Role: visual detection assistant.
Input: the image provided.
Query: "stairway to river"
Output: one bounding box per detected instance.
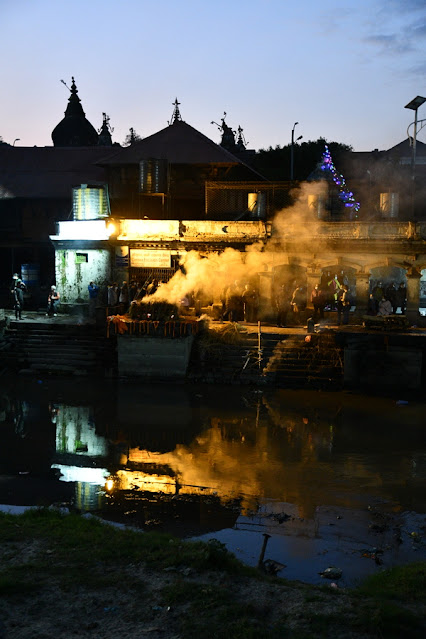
[188,329,344,388]
[263,332,344,389]
[0,315,344,387]
[0,321,117,376]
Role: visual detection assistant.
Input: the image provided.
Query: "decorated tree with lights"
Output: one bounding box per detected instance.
[320,144,360,218]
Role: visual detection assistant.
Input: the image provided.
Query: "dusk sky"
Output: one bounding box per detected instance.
[1,0,425,152]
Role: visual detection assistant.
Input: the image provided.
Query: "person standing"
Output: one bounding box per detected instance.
[310,284,325,321]
[372,281,384,307]
[46,285,60,317]
[395,282,407,314]
[367,293,378,316]
[242,284,259,323]
[88,281,99,319]
[107,282,119,309]
[327,274,341,310]
[225,280,243,322]
[118,281,129,314]
[290,285,306,325]
[275,284,290,327]
[386,282,398,314]
[129,280,138,302]
[11,273,27,320]
[337,285,351,325]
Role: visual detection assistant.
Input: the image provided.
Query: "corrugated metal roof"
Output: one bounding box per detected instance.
[0,147,108,198]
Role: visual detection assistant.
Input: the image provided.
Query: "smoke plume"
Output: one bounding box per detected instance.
[147,181,327,305]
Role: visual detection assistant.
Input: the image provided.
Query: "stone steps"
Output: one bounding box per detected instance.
[264,334,344,388]
[1,323,116,375]
[1,318,344,385]
[188,330,344,387]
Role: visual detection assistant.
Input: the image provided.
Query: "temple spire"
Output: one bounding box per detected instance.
[211,112,236,151]
[52,76,99,146]
[236,125,246,152]
[171,98,182,124]
[98,112,113,146]
[63,76,86,118]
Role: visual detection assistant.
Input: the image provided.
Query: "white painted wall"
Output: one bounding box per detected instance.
[55,248,112,303]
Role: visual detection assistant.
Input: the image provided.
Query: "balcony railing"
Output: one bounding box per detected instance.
[271,221,426,241]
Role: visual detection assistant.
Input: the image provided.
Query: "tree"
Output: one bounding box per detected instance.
[123,127,142,146]
[249,138,352,181]
[318,144,360,217]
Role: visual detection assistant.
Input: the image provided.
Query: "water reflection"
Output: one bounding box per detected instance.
[0,378,425,585]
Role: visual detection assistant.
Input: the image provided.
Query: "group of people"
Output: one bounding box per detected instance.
[367,281,406,316]
[106,278,163,314]
[9,268,409,326]
[274,275,353,326]
[10,274,60,320]
[221,281,260,323]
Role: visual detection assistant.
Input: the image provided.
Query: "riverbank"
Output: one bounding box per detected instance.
[2,310,426,393]
[0,508,424,639]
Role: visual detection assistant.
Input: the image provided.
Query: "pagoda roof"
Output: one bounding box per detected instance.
[98,120,247,166]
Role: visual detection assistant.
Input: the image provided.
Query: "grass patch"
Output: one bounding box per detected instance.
[356,561,426,602]
[162,581,288,639]
[355,601,424,638]
[5,511,244,573]
[0,509,424,639]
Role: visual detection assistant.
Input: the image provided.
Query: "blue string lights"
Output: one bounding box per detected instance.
[320,144,360,217]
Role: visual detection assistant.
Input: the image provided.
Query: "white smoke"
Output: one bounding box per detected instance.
[146,181,328,305]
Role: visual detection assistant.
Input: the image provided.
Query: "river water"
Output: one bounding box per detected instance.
[0,376,425,587]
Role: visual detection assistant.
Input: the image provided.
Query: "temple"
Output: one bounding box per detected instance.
[0,84,425,322]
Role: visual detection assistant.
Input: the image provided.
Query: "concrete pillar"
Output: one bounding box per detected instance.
[114,245,129,285]
[354,272,370,316]
[406,270,421,323]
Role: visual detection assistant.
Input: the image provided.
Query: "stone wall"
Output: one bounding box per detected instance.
[117,335,194,379]
[342,334,425,391]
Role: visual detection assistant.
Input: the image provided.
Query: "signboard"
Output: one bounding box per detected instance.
[130,249,171,268]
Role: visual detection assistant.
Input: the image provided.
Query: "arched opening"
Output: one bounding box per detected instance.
[370,266,407,314]
[319,266,356,310]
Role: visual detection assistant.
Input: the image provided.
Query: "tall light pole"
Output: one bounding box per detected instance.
[404,96,426,178]
[405,96,426,219]
[290,122,302,181]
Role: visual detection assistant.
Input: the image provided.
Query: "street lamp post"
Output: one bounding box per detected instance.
[404,96,426,219]
[290,122,302,181]
[404,96,426,178]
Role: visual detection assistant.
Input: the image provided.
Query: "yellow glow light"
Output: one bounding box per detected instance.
[106,222,116,237]
[50,220,110,241]
[105,478,114,491]
[117,219,179,240]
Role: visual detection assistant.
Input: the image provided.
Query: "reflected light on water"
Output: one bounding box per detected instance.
[1,379,425,586]
[52,464,109,485]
